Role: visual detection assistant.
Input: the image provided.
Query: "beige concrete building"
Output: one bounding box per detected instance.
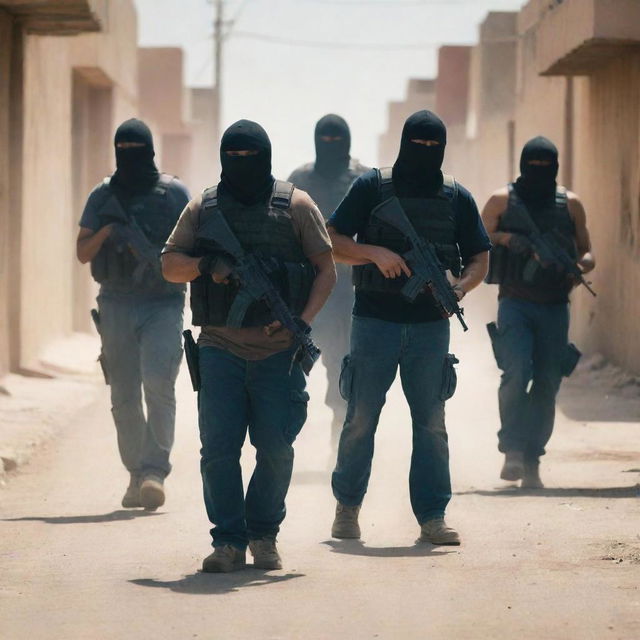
[422,0,640,374]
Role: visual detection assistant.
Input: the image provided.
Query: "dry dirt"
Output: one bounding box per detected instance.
[1,292,639,639]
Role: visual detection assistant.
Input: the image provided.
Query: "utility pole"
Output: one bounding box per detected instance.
[212,0,224,150]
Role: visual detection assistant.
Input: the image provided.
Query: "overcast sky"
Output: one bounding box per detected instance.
[134,0,525,176]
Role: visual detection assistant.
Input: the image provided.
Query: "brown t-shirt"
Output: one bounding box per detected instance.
[163,187,332,360]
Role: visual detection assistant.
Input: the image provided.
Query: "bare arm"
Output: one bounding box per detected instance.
[480,190,510,247]
[455,251,489,300]
[76,226,113,264]
[161,251,201,283]
[300,250,336,325]
[568,193,595,274]
[327,225,411,278]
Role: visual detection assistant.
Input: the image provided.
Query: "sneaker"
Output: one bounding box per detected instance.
[500,451,525,481]
[139,474,165,511]
[420,517,461,546]
[521,461,544,489]
[331,502,361,539]
[249,538,283,570]
[121,474,141,509]
[202,545,247,573]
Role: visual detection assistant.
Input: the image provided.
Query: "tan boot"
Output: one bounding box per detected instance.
[331,502,361,539]
[420,518,461,546]
[500,451,524,481]
[140,474,165,511]
[202,545,246,573]
[249,538,282,570]
[121,474,141,509]
[521,461,544,489]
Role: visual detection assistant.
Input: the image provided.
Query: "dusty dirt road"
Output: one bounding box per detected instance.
[1,293,639,640]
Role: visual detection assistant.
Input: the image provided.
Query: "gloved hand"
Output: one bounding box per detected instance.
[508,233,534,256]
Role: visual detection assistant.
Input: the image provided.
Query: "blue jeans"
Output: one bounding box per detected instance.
[198,346,309,550]
[98,294,184,478]
[495,297,569,460]
[332,316,455,524]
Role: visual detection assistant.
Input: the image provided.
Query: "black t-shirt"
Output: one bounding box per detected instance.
[328,169,491,323]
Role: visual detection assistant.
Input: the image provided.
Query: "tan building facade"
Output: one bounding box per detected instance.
[0,1,210,379]
[379,0,640,374]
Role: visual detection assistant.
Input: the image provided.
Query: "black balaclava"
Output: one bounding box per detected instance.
[220,119,274,205]
[111,119,159,195]
[314,114,351,179]
[514,136,559,204]
[392,110,447,197]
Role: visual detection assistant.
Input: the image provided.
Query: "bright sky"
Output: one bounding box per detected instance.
[134,0,525,176]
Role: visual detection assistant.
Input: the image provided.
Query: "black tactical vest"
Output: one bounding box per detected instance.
[487,184,576,301]
[352,167,461,295]
[190,181,315,327]
[91,174,185,296]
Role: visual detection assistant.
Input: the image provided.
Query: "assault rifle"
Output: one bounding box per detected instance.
[371,197,469,331]
[97,195,163,282]
[198,212,321,375]
[526,228,596,297]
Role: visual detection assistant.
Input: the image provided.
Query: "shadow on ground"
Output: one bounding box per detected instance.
[3,510,162,524]
[131,570,304,595]
[455,485,640,499]
[323,539,456,558]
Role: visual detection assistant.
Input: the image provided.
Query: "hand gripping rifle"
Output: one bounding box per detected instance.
[97,194,163,283]
[526,228,596,297]
[371,197,468,331]
[198,212,321,375]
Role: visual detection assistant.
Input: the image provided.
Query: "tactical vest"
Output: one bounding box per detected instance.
[91,174,185,296]
[352,168,461,295]
[190,181,315,327]
[487,184,576,297]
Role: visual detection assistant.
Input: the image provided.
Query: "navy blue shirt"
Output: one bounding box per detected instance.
[328,169,491,323]
[79,176,191,231]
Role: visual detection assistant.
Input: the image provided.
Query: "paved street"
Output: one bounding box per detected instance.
[1,293,639,640]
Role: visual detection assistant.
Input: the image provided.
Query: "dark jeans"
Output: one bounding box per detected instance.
[495,297,569,461]
[98,294,184,478]
[332,316,455,524]
[198,346,309,550]
[313,263,353,436]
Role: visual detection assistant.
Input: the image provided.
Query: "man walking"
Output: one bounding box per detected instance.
[76,119,190,510]
[482,136,595,488]
[288,115,369,443]
[162,120,335,572]
[327,110,490,545]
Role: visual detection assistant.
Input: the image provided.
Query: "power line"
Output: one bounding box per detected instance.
[232,30,441,50]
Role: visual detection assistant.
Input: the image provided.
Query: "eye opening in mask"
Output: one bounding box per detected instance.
[527,159,553,166]
[116,141,147,149]
[224,149,260,157]
[319,135,344,143]
[410,139,441,147]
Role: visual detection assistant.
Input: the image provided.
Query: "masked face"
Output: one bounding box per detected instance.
[314,114,351,179]
[393,110,447,196]
[220,120,274,205]
[111,119,159,194]
[515,136,559,203]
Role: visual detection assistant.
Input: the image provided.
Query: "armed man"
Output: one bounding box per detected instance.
[482,136,595,489]
[162,120,335,572]
[76,119,190,511]
[327,110,490,545]
[288,115,369,445]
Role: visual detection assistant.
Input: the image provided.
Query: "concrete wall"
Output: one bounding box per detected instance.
[189,87,218,194]
[0,8,13,376]
[16,0,138,370]
[570,53,640,372]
